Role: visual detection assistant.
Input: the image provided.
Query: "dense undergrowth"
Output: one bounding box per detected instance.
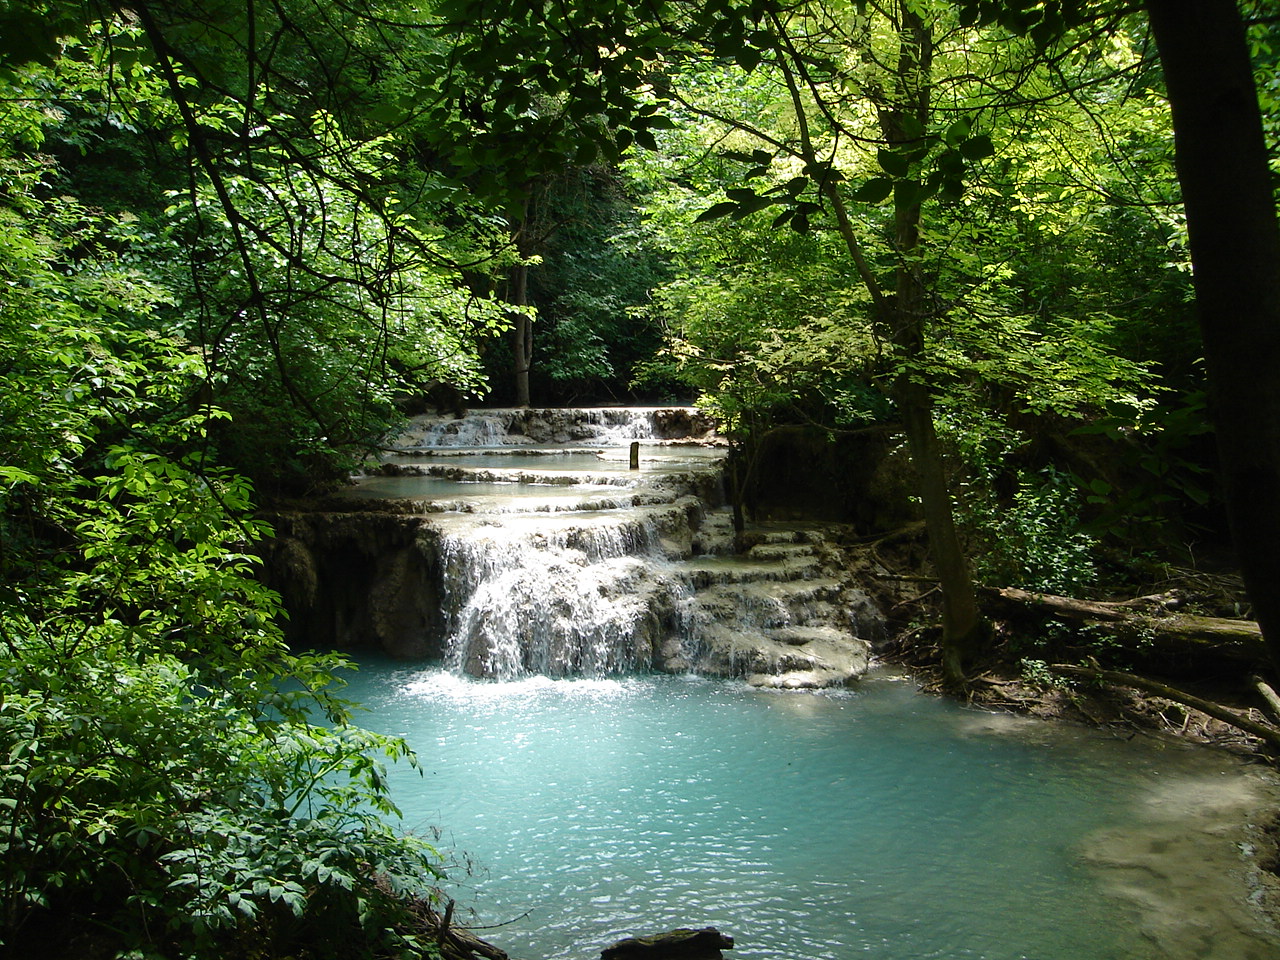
[0,161,445,960]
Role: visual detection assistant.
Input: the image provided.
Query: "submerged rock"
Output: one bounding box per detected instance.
[601,927,734,959]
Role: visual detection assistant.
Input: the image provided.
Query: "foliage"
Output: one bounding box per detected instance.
[625,7,1179,501]
[162,110,512,492]
[0,67,444,958]
[0,11,1268,956]
[957,464,1099,595]
[521,168,673,404]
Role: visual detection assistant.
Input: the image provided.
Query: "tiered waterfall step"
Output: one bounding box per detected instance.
[663,521,878,689]
[284,408,885,688]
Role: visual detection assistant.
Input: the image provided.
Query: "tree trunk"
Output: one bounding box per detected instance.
[511,262,532,407]
[770,4,985,682]
[897,379,987,678]
[1146,1,1280,677]
[880,4,986,684]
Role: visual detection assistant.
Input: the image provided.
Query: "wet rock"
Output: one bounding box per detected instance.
[650,407,717,439]
[601,927,734,960]
[747,668,853,689]
[259,511,445,657]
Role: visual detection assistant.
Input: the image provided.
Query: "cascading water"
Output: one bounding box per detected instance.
[338,407,881,687]
[435,512,677,678]
[398,406,714,448]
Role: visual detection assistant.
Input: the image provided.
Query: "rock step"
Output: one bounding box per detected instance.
[683,622,870,684]
[691,510,738,557]
[684,596,843,634]
[676,556,823,588]
[739,523,842,548]
[764,625,859,647]
[695,578,846,607]
[744,542,819,562]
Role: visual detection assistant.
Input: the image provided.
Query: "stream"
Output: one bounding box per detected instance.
[323,408,1280,959]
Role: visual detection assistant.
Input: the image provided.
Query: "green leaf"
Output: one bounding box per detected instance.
[943,118,971,146]
[851,178,893,203]
[696,201,739,222]
[898,115,926,141]
[959,134,994,160]
[877,148,910,178]
[730,195,777,219]
[894,179,929,209]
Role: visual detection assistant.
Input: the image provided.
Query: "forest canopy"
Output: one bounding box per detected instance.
[2,0,1279,956]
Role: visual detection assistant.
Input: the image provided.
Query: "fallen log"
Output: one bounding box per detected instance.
[981,586,1266,666]
[1251,674,1280,725]
[1049,662,1280,750]
[415,900,509,960]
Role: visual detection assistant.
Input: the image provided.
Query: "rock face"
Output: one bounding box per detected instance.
[737,424,917,529]
[261,509,445,658]
[261,408,885,687]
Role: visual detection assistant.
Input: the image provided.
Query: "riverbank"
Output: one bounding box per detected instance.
[882,622,1280,957]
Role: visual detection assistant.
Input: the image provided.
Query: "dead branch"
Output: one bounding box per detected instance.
[1050,662,1280,750]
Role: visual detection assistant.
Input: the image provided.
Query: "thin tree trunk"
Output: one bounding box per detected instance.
[512,283,532,408]
[771,3,985,682]
[880,4,986,683]
[1146,1,1280,677]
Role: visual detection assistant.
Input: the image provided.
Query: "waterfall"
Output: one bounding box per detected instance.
[394,406,718,450]
[435,511,659,677]
[293,407,884,687]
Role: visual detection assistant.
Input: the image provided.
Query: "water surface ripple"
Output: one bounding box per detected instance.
[340,663,1279,960]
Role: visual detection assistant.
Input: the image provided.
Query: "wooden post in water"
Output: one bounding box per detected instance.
[629,441,640,470]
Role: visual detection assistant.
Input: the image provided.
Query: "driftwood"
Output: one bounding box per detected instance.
[602,927,735,960]
[416,900,509,960]
[1049,662,1280,750]
[981,586,1266,666]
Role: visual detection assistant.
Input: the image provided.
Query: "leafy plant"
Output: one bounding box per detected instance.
[161,111,511,493]
[0,88,444,955]
[959,465,1100,596]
